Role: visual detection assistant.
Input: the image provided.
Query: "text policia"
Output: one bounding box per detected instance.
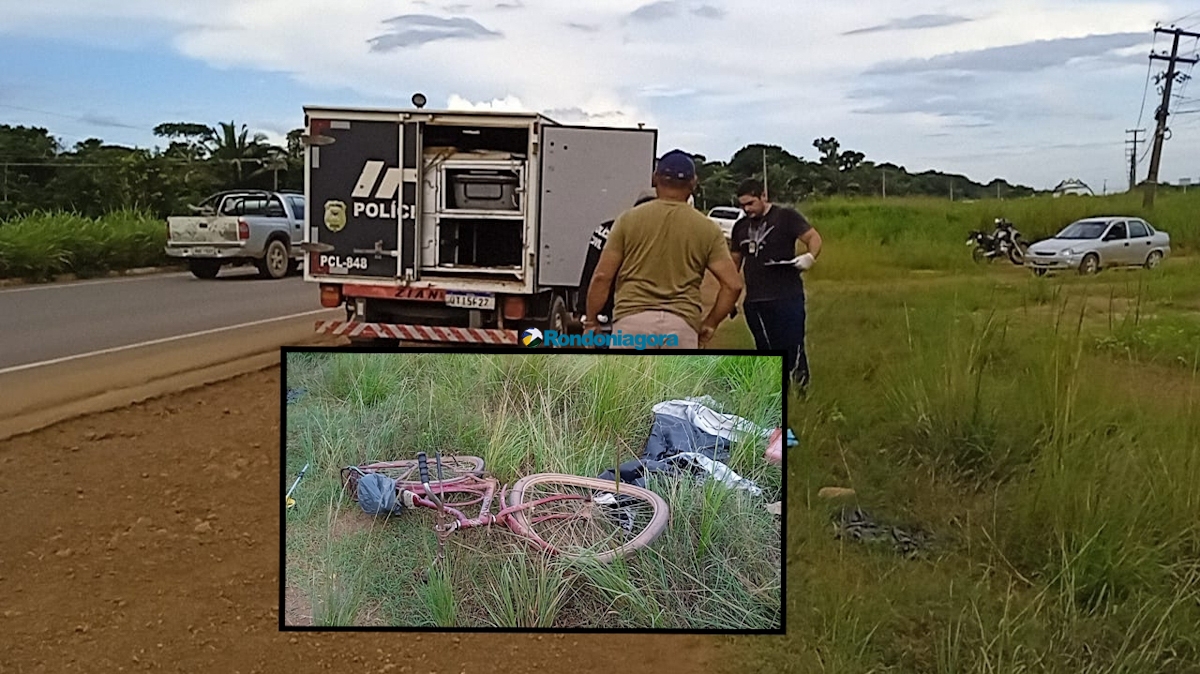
[541,330,680,350]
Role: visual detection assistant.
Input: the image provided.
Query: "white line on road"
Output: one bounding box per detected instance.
[0,308,339,376]
[0,272,195,294]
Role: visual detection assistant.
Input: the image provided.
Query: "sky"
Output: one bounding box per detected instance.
[1,1,1200,193]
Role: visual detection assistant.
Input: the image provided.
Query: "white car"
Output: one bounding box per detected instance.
[1026,216,1171,275]
[707,206,743,240]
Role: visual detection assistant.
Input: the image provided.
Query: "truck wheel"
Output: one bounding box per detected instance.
[543,295,569,335]
[188,259,221,279]
[257,239,290,279]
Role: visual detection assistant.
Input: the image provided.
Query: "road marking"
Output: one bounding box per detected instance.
[0,308,339,376]
[0,272,195,294]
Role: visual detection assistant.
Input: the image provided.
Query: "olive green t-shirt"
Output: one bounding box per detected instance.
[605,199,731,332]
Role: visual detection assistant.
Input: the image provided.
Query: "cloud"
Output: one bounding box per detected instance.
[866,32,1151,75]
[692,5,726,19]
[543,106,631,124]
[77,112,143,129]
[0,0,1185,192]
[628,1,680,22]
[366,14,502,51]
[443,3,471,11]
[446,94,530,112]
[842,13,973,36]
[638,85,698,98]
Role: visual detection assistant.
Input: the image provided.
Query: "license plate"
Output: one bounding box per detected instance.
[318,255,370,272]
[445,292,495,310]
[191,247,218,256]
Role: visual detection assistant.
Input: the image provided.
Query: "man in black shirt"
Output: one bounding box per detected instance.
[575,190,659,328]
[729,179,823,394]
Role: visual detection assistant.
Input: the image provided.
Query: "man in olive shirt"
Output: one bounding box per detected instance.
[584,150,743,348]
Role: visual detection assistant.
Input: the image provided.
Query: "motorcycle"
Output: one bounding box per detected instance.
[967,218,1027,265]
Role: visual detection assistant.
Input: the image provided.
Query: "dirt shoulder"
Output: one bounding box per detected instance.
[0,367,725,674]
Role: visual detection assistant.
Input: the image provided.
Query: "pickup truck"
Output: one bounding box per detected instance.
[707,206,742,241]
[165,190,306,279]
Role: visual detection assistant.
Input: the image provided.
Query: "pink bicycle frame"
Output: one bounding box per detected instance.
[400,475,591,556]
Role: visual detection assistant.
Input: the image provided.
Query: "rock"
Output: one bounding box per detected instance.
[194,521,213,534]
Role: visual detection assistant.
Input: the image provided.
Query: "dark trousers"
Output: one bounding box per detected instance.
[744,295,810,391]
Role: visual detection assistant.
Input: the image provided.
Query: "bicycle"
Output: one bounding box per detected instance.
[339,452,670,564]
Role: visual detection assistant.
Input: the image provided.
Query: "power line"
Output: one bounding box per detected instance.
[1168,8,1200,24]
[1136,31,1159,129]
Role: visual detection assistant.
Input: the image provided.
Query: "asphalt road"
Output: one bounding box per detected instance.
[0,268,332,371]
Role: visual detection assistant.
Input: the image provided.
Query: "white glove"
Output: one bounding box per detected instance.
[789,253,815,271]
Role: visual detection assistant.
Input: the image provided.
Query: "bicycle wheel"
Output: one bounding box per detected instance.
[506,473,669,563]
[341,455,485,499]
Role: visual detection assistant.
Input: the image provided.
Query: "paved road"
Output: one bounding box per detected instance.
[0,269,333,371]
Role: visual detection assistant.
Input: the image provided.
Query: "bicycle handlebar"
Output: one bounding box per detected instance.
[417,452,430,485]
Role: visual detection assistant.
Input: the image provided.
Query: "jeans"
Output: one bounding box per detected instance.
[743,295,810,390]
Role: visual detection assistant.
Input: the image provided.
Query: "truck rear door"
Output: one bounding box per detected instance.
[306,115,423,281]
[167,194,253,246]
[536,125,657,287]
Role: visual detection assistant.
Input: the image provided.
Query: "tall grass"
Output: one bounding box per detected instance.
[284,352,784,629]
[787,191,1200,281]
[722,236,1200,672]
[0,208,169,281]
[802,191,1200,249]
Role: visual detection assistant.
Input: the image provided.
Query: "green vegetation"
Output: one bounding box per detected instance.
[0,209,170,282]
[0,121,302,221]
[283,352,783,629]
[713,206,1200,672]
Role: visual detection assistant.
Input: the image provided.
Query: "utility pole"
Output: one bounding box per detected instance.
[882,169,887,198]
[1143,25,1200,208]
[1126,128,1145,191]
[762,148,769,198]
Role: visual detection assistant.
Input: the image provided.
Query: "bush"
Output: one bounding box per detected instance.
[0,209,170,281]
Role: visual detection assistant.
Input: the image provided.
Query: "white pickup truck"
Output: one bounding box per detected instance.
[165,189,306,279]
[707,206,742,241]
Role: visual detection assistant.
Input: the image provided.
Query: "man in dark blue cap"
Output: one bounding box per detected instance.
[584,149,743,348]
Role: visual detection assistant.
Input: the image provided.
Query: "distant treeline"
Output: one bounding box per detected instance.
[0,121,1046,220]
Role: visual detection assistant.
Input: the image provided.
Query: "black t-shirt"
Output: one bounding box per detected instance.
[576,219,616,320]
[730,205,812,303]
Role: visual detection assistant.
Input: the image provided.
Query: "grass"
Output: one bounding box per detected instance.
[0,208,169,281]
[795,191,1200,281]
[712,197,1200,671]
[283,352,785,629]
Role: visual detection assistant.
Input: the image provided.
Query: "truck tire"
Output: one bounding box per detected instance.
[188,259,221,279]
[542,294,569,335]
[257,239,290,280]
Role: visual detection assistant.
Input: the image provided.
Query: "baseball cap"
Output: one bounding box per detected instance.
[655,149,696,181]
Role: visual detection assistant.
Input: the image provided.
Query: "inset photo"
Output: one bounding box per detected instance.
[281,348,786,632]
